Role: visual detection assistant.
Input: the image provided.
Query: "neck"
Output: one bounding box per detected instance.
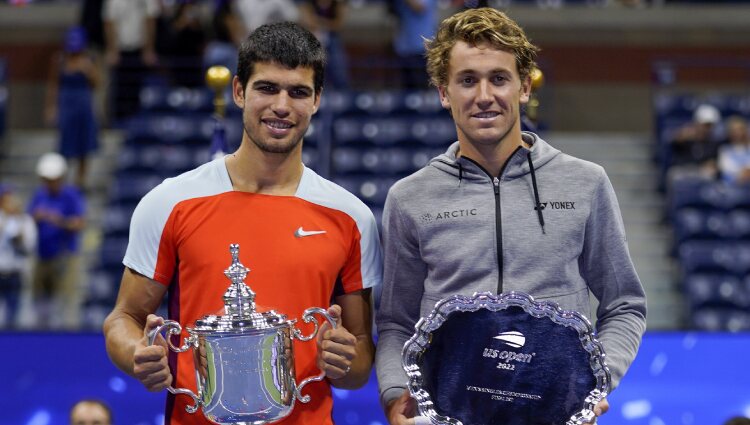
[225,140,304,195]
[458,128,527,177]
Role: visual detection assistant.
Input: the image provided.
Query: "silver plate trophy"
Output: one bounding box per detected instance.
[148,244,336,425]
[402,291,611,425]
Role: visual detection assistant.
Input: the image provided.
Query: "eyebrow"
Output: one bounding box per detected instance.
[455,68,512,76]
[252,80,314,92]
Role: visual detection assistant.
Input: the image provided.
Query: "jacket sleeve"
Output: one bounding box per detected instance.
[375,187,428,408]
[581,168,647,390]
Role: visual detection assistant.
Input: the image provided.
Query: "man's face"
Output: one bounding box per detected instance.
[43,177,64,194]
[438,41,531,149]
[71,402,110,425]
[232,62,320,155]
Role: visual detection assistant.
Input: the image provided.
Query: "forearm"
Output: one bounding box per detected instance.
[103,308,147,377]
[375,327,411,406]
[596,310,646,389]
[329,334,374,389]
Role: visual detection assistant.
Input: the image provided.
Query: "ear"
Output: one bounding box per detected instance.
[312,90,322,114]
[438,85,450,110]
[232,76,244,108]
[520,74,532,104]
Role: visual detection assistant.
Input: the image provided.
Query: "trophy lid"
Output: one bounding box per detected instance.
[191,244,289,333]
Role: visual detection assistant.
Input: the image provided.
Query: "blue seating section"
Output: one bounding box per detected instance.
[656,91,750,331]
[669,177,750,331]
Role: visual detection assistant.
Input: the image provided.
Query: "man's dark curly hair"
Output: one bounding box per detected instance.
[236,22,326,94]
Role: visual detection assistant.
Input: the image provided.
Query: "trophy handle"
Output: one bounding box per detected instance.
[292,307,337,403]
[147,320,201,413]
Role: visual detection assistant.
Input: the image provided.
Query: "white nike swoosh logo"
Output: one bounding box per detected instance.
[294,227,327,238]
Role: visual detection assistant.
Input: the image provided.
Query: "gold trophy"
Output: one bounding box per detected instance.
[206,65,232,118]
[526,67,544,129]
[205,66,232,158]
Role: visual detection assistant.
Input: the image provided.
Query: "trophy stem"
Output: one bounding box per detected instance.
[223,244,256,316]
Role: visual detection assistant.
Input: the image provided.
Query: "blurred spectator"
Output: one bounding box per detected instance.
[392,0,437,89]
[27,153,86,330]
[157,0,207,88]
[203,0,244,74]
[80,0,106,51]
[70,399,112,425]
[234,0,299,36]
[45,27,101,189]
[300,0,349,89]
[718,115,750,184]
[724,417,750,425]
[103,0,160,121]
[0,184,36,329]
[668,103,724,178]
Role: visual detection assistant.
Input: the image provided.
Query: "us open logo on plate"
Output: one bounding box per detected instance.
[493,331,525,348]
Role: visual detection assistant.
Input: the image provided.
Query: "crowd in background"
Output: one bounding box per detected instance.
[668,104,750,186]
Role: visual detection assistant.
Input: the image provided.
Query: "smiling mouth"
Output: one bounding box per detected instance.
[263,119,294,130]
[473,112,501,119]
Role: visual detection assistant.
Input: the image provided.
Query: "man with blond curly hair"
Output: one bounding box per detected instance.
[375,8,646,425]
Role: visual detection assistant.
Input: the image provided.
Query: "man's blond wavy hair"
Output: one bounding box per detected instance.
[425,8,539,88]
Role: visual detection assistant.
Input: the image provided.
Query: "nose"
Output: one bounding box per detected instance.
[476,80,493,108]
[271,92,291,117]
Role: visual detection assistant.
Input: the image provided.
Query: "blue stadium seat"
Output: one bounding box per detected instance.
[669,177,738,212]
[333,116,364,144]
[673,208,730,242]
[332,147,418,176]
[332,147,364,174]
[102,204,136,237]
[334,176,398,206]
[727,210,750,239]
[364,117,411,145]
[691,307,750,332]
[411,116,456,146]
[127,114,203,145]
[403,90,444,115]
[684,273,749,310]
[86,268,121,305]
[99,236,129,270]
[352,91,403,115]
[110,172,163,203]
[410,147,447,169]
[678,240,732,274]
[319,89,353,115]
[140,86,213,113]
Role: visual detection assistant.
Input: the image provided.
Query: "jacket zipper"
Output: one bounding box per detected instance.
[457,156,506,294]
[493,176,503,294]
[459,147,523,294]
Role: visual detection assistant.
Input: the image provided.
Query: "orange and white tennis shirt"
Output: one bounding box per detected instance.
[123,157,383,425]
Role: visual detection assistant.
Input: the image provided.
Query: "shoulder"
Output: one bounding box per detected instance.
[552,152,606,177]
[387,166,436,202]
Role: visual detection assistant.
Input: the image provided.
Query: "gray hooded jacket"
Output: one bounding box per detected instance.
[375,132,647,406]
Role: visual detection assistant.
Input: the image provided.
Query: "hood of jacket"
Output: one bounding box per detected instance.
[429,132,561,182]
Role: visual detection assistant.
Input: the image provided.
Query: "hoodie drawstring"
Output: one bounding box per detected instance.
[458,162,463,187]
[527,152,546,234]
